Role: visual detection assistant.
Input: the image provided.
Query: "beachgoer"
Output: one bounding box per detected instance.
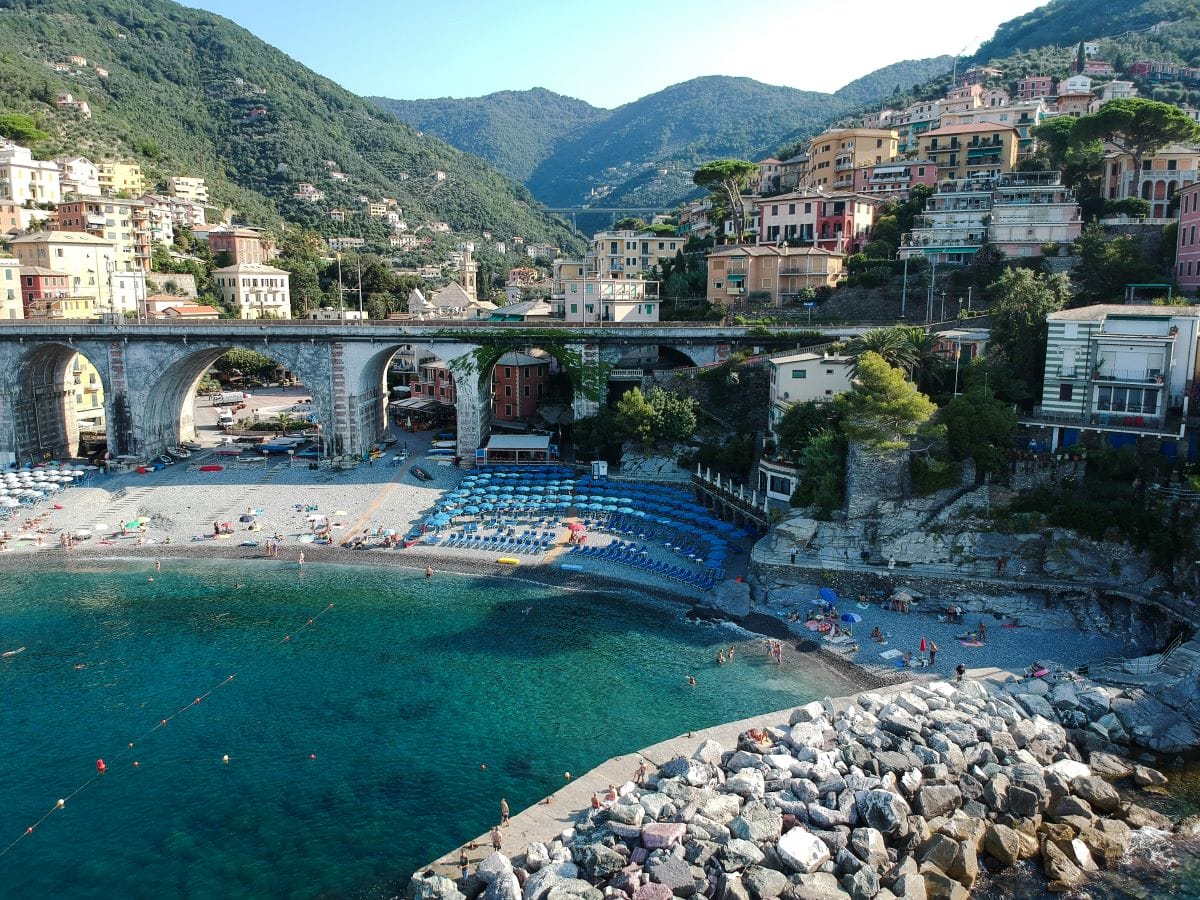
[902,651,912,667]
[500,798,510,826]
[155,558,161,572]
[605,784,618,804]
[490,826,502,851]
[426,565,433,580]
[717,650,725,665]
[564,771,571,781]
[213,522,220,537]
[635,759,649,782]
[956,662,967,682]
[459,848,469,881]
[686,675,696,686]
[727,645,735,660]
[871,627,884,643]
[887,556,896,571]
[298,551,304,567]
[929,641,939,664]
[790,551,797,564]
[591,792,601,809]
[978,620,987,642]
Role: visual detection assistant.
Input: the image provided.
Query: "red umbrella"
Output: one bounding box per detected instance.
[566,522,586,531]
[920,637,928,653]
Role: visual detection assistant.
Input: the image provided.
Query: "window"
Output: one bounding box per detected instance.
[792,369,807,379]
[504,367,511,377]
[523,386,530,397]
[788,204,795,214]
[504,404,512,417]
[569,303,577,314]
[1059,384,1073,402]
[1169,159,1178,171]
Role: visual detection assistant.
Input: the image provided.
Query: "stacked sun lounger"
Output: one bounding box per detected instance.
[566,541,717,591]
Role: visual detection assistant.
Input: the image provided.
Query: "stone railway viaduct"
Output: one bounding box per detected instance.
[0,321,868,467]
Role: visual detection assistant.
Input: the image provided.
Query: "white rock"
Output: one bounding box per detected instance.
[693,739,725,766]
[1046,759,1091,781]
[776,827,832,874]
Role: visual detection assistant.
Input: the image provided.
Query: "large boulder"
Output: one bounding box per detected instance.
[576,844,626,880]
[546,880,604,900]
[646,856,698,898]
[983,824,1021,867]
[849,827,889,871]
[411,874,466,900]
[524,862,580,900]
[478,853,515,884]
[1071,776,1121,813]
[726,769,766,800]
[777,827,833,874]
[1041,841,1084,892]
[1088,752,1134,780]
[743,866,788,900]
[721,839,766,872]
[709,579,752,618]
[730,802,783,842]
[643,823,688,850]
[916,785,962,819]
[856,790,911,838]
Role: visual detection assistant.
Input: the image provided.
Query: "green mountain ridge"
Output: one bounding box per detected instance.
[372,60,954,211]
[0,0,580,251]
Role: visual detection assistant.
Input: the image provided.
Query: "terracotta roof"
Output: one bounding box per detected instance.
[707,245,843,258]
[162,305,220,316]
[19,266,69,277]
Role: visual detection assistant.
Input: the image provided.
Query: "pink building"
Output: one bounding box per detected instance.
[411,361,457,405]
[1016,76,1053,101]
[491,351,550,421]
[851,161,938,200]
[1176,182,1200,293]
[815,194,880,253]
[756,191,818,244]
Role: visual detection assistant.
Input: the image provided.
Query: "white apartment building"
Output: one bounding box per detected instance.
[213,263,292,320]
[167,176,209,204]
[553,276,659,323]
[586,230,683,279]
[0,258,21,320]
[756,192,820,244]
[0,142,62,205]
[1026,305,1200,450]
[901,171,1081,262]
[111,270,146,318]
[758,351,854,501]
[56,156,100,198]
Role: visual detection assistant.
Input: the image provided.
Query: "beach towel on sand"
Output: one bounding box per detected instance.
[959,640,984,647]
[880,649,903,660]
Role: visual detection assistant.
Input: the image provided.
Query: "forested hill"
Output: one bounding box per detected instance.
[0,0,579,248]
[971,0,1197,63]
[373,59,953,211]
[370,89,607,185]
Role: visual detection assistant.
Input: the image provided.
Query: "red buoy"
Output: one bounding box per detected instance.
[309,754,316,760]
[96,759,106,774]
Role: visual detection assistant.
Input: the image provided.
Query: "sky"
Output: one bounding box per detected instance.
[182,0,1048,108]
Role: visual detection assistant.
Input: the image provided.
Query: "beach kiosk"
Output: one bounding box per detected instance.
[476,433,559,466]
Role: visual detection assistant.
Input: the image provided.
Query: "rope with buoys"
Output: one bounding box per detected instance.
[0,601,336,861]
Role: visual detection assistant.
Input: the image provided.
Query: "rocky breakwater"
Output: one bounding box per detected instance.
[410,677,1185,900]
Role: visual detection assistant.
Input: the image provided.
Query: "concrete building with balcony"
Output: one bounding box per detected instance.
[816,194,880,253]
[939,101,1048,156]
[756,192,819,244]
[851,161,938,200]
[411,360,457,406]
[167,176,208,204]
[894,100,942,156]
[755,157,783,193]
[918,123,1019,182]
[55,156,100,198]
[806,128,898,191]
[777,153,811,192]
[1102,143,1200,220]
[19,266,71,311]
[1016,76,1054,102]
[554,276,659,323]
[0,257,21,320]
[56,198,153,272]
[213,262,292,319]
[585,230,683,280]
[9,231,116,311]
[901,171,1080,262]
[97,162,145,197]
[757,351,854,501]
[208,225,275,265]
[1025,305,1200,450]
[0,142,62,205]
[706,245,844,307]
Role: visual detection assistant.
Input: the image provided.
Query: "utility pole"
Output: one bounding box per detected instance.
[966,286,972,315]
[356,255,364,316]
[940,289,947,322]
[926,255,938,323]
[900,254,908,319]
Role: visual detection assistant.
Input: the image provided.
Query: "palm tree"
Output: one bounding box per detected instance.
[847,328,917,377]
[896,326,946,392]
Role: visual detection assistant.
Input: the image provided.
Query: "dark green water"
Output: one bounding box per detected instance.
[0,560,857,898]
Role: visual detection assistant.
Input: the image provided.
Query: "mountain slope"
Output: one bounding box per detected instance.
[0,0,579,249]
[971,0,1195,62]
[370,88,607,185]
[372,59,953,211]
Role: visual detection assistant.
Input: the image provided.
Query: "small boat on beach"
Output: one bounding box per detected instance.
[181,440,203,451]
[411,466,432,481]
[167,447,192,460]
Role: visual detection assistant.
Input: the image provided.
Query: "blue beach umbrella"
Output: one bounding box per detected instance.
[819,587,839,604]
[703,558,724,569]
[463,505,481,515]
[841,612,863,624]
[618,506,635,514]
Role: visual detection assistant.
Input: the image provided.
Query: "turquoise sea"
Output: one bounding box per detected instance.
[0,560,859,898]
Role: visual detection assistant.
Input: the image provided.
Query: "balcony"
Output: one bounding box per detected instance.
[1093,368,1165,385]
[1022,405,1182,436]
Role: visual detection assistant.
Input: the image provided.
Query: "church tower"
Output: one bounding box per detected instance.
[457,241,478,301]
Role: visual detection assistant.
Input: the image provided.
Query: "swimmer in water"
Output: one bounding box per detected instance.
[522,606,533,615]
[687,675,697,686]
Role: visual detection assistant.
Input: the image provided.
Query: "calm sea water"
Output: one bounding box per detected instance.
[0,560,858,898]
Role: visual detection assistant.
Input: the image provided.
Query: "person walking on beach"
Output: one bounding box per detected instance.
[213,521,220,537]
[929,641,939,665]
[298,551,304,568]
[490,826,502,851]
[500,798,510,826]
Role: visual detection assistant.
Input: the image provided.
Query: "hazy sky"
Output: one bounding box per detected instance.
[183,0,1047,108]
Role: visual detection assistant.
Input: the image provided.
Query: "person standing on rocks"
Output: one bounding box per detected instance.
[500,798,510,826]
[956,662,966,681]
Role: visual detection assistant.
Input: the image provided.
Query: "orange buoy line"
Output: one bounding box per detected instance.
[0,601,336,861]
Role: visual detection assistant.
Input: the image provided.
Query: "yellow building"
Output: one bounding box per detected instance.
[918,123,1019,182]
[9,231,117,310]
[706,245,845,307]
[71,353,106,431]
[807,128,899,190]
[166,176,208,204]
[98,162,145,197]
[585,230,684,279]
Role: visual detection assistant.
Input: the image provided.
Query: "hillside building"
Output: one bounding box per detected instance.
[584,230,683,280]
[706,245,844,307]
[8,231,116,311]
[56,197,153,272]
[1175,182,1200,293]
[1102,143,1200,220]
[0,258,21,320]
[97,162,145,197]
[56,156,100,198]
[806,127,898,191]
[167,176,209,204]
[0,142,62,205]
[918,123,1019,182]
[491,351,551,422]
[213,262,292,319]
